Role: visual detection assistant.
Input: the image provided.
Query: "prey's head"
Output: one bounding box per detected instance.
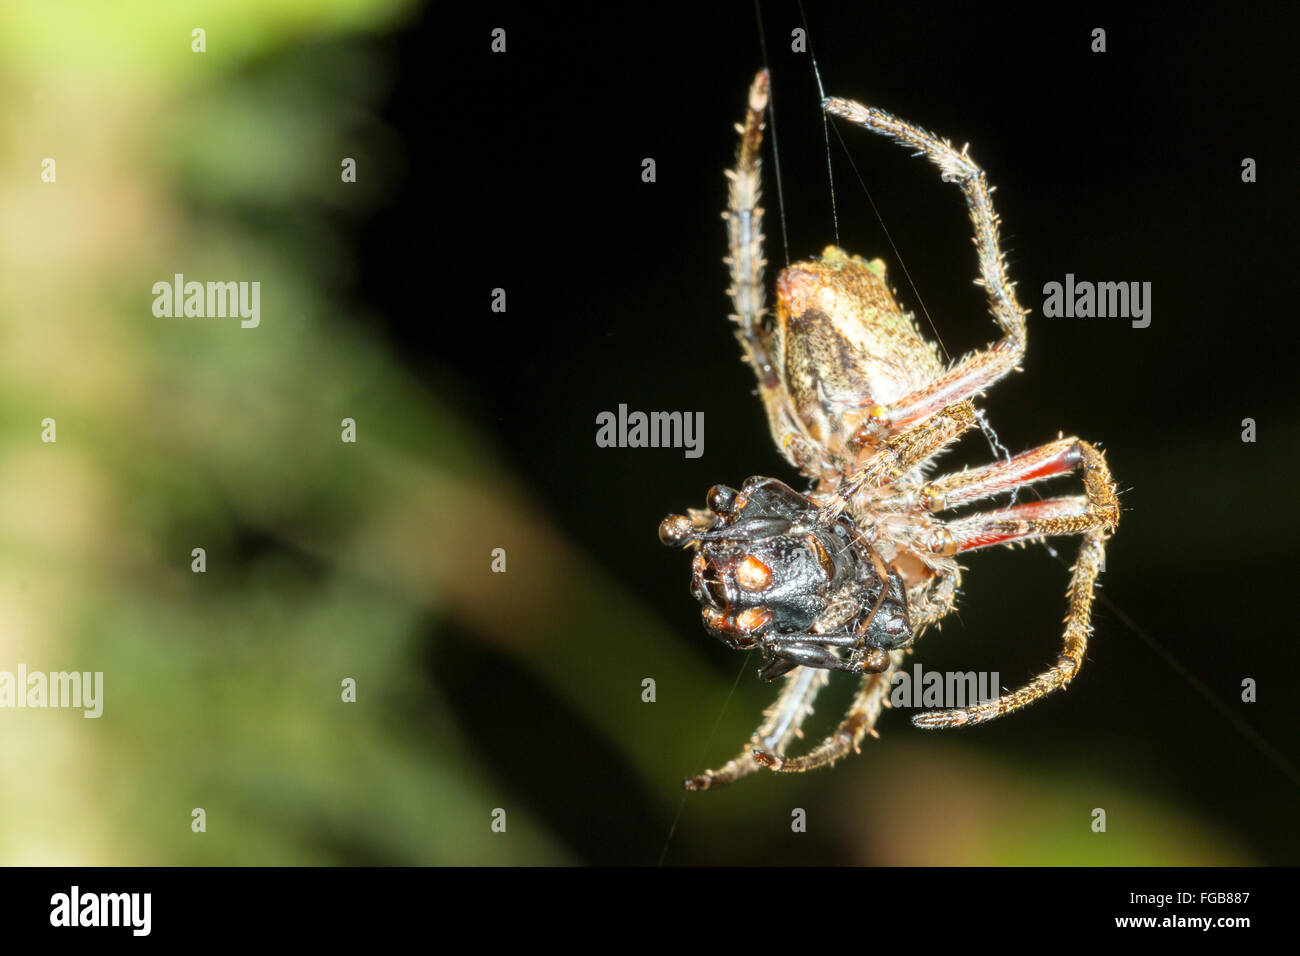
[658,476,858,649]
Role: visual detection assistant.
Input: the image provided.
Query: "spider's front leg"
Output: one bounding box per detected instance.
[823,97,1028,439]
[724,70,826,478]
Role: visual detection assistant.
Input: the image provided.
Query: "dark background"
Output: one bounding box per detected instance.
[358,3,1297,864]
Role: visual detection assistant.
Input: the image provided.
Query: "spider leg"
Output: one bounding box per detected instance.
[723,73,784,401]
[911,441,1119,727]
[944,496,1111,552]
[684,665,828,791]
[725,71,771,377]
[725,71,824,476]
[751,651,903,774]
[872,436,1088,514]
[819,401,977,518]
[823,97,1027,435]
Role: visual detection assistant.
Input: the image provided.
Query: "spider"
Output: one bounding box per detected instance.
[658,70,1119,791]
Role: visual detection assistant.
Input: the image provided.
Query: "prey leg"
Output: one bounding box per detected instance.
[753,651,903,773]
[684,665,828,791]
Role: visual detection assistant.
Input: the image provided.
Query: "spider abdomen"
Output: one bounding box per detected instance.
[776,246,942,466]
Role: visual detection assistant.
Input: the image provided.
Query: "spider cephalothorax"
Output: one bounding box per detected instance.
[660,70,1119,790]
[659,476,910,678]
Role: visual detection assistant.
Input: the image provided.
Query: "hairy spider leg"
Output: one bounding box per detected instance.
[818,400,978,521]
[724,70,826,475]
[818,97,1027,479]
[910,440,1119,727]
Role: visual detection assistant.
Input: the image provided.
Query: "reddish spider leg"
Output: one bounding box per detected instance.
[904,439,1119,727]
[683,665,829,790]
